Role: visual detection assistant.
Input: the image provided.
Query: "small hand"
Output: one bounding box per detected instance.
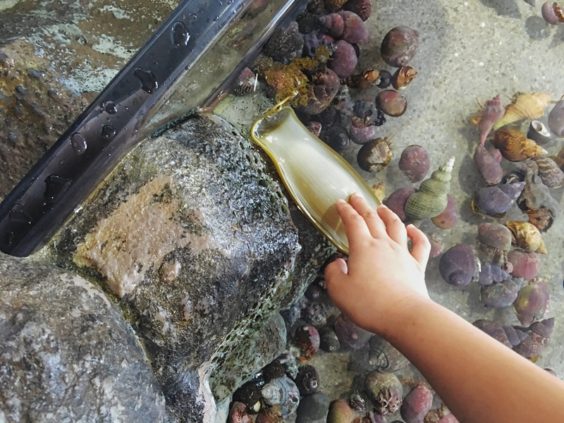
[324,193,432,336]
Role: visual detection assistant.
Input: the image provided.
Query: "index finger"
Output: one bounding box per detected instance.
[336,199,372,251]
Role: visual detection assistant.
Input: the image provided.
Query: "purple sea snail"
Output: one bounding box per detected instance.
[398,145,430,183]
[400,384,434,423]
[473,181,525,216]
[431,194,458,230]
[541,1,564,25]
[380,26,419,67]
[383,187,415,222]
[513,281,550,326]
[474,144,504,186]
[344,0,373,21]
[439,244,479,287]
[319,11,369,44]
[508,250,540,280]
[481,279,521,309]
[376,90,407,117]
[334,313,372,350]
[328,40,358,78]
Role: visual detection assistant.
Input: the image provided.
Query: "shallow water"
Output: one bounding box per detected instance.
[217,0,564,395]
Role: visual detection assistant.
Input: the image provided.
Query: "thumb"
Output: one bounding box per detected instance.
[324,258,348,285]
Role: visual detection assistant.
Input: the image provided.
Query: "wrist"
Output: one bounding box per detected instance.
[373,294,436,340]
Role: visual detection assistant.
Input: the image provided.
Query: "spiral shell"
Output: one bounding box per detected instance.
[493,92,552,130]
[534,156,564,189]
[505,221,547,254]
[492,128,547,162]
[439,244,479,287]
[405,157,455,220]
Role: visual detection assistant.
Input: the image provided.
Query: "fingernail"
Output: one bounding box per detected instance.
[337,199,346,205]
[350,192,360,199]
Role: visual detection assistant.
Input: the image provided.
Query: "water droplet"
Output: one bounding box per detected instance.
[134,68,158,94]
[103,101,118,114]
[44,175,72,204]
[102,125,117,141]
[9,204,32,225]
[71,133,87,155]
[172,22,190,47]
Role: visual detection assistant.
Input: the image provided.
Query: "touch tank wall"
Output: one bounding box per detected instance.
[0,0,563,422]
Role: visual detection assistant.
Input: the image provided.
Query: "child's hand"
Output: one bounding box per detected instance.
[324,193,432,336]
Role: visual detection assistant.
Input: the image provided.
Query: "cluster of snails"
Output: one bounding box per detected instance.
[433,91,562,362]
[228,271,462,423]
[231,0,421,176]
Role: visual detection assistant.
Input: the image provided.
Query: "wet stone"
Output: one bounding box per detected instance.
[52,115,334,421]
[0,254,168,422]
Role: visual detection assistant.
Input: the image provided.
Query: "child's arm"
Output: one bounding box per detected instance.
[325,194,564,423]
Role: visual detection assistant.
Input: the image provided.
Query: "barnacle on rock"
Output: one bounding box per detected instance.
[357,138,393,172]
[364,371,403,416]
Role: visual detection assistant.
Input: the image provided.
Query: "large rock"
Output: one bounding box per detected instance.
[0,254,168,422]
[51,114,334,421]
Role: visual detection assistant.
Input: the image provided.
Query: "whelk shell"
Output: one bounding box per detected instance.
[493,92,552,130]
[405,157,455,220]
[505,221,547,254]
[492,127,547,161]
